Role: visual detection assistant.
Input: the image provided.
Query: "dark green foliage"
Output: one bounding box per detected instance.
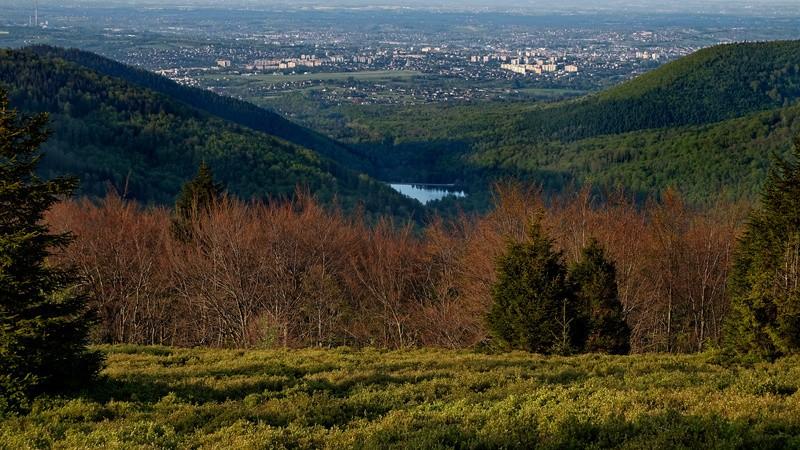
[24,45,373,173]
[4,347,800,447]
[569,239,631,355]
[487,220,581,354]
[175,161,224,215]
[310,41,800,207]
[726,136,800,358]
[0,90,102,411]
[0,48,420,218]
[520,40,800,142]
[488,229,632,356]
[172,162,224,241]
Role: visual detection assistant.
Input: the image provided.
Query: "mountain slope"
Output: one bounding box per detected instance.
[517,40,800,141]
[0,48,419,216]
[317,40,800,203]
[24,45,374,173]
[472,102,800,202]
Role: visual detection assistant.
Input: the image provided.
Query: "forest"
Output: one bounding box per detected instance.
[45,185,743,353]
[272,41,800,205]
[4,40,800,447]
[0,48,419,218]
[23,46,373,173]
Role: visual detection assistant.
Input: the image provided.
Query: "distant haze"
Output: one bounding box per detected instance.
[8,0,800,16]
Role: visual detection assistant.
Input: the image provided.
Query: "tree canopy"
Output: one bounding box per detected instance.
[0,89,101,411]
[487,220,580,354]
[726,136,800,358]
[172,161,225,241]
[569,239,631,355]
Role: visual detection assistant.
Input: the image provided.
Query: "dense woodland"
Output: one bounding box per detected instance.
[24,45,374,173]
[0,49,419,217]
[474,102,800,202]
[520,40,800,141]
[45,184,743,353]
[296,41,800,204]
[336,99,800,205]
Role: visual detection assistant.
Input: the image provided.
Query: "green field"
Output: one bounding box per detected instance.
[3,347,800,448]
[515,87,588,97]
[202,70,421,85]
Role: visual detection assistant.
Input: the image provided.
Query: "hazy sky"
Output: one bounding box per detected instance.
[7,0,800,16]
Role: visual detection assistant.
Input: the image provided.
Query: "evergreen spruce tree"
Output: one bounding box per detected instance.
[0,90,101,410]
[171,161,223,241]
[487,219,580,354]
[726,137,800,358]
[569,239,630,355]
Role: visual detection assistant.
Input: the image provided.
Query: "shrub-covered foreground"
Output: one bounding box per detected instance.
[2,347,800,449]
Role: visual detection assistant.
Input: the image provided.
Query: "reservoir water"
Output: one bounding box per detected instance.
[389,183,466,205]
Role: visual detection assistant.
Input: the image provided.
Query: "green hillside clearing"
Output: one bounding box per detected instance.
[2,346,799,448]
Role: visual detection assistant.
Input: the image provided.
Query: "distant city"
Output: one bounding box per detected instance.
[2,3,800,105]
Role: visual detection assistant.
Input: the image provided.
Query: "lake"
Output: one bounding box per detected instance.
[388,183,466,205]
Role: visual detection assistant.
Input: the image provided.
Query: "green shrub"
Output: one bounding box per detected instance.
[1,346,799,448]
[487,220,580,354]
[727,136,800,358]
[0,89,102,411]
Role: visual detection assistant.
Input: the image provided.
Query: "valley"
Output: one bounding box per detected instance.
[4,39,800,214]
[5,6,800,212]
[3,4,800,447]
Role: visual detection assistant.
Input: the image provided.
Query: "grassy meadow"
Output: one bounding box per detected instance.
[200,70,422,86]
[2,347,800,449]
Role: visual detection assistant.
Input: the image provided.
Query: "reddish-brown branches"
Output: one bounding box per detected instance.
[46,186,746,352]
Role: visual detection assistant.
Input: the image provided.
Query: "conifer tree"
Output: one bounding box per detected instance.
[487,219,580,354]
[569,239,630,355]
[726,136,800,358]
[171,161,223,241]
[0,90,101,410]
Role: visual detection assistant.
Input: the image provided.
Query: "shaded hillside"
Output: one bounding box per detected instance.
[303,41,800,204]
[24,45,374,173]
[519,40,800,141]
[0,48,419,216]
[472,102,800,202]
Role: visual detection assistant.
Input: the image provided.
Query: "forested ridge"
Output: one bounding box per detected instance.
[4,42,799,211]
[0,48,420,216]
[313,41,800,204]
[518,40,800,141]
[24,45,374,173]
[471,101,800,202]
[5,39,800,447]
[336,99,800,204]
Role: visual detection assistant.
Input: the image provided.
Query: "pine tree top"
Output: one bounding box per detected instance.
[174,161,224,218]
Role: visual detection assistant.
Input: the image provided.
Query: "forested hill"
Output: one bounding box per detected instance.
[325,40,800,205]
[518,40,800,141]
[0,48,420,216]
[472,101,800,202]
[24,45,373,173]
